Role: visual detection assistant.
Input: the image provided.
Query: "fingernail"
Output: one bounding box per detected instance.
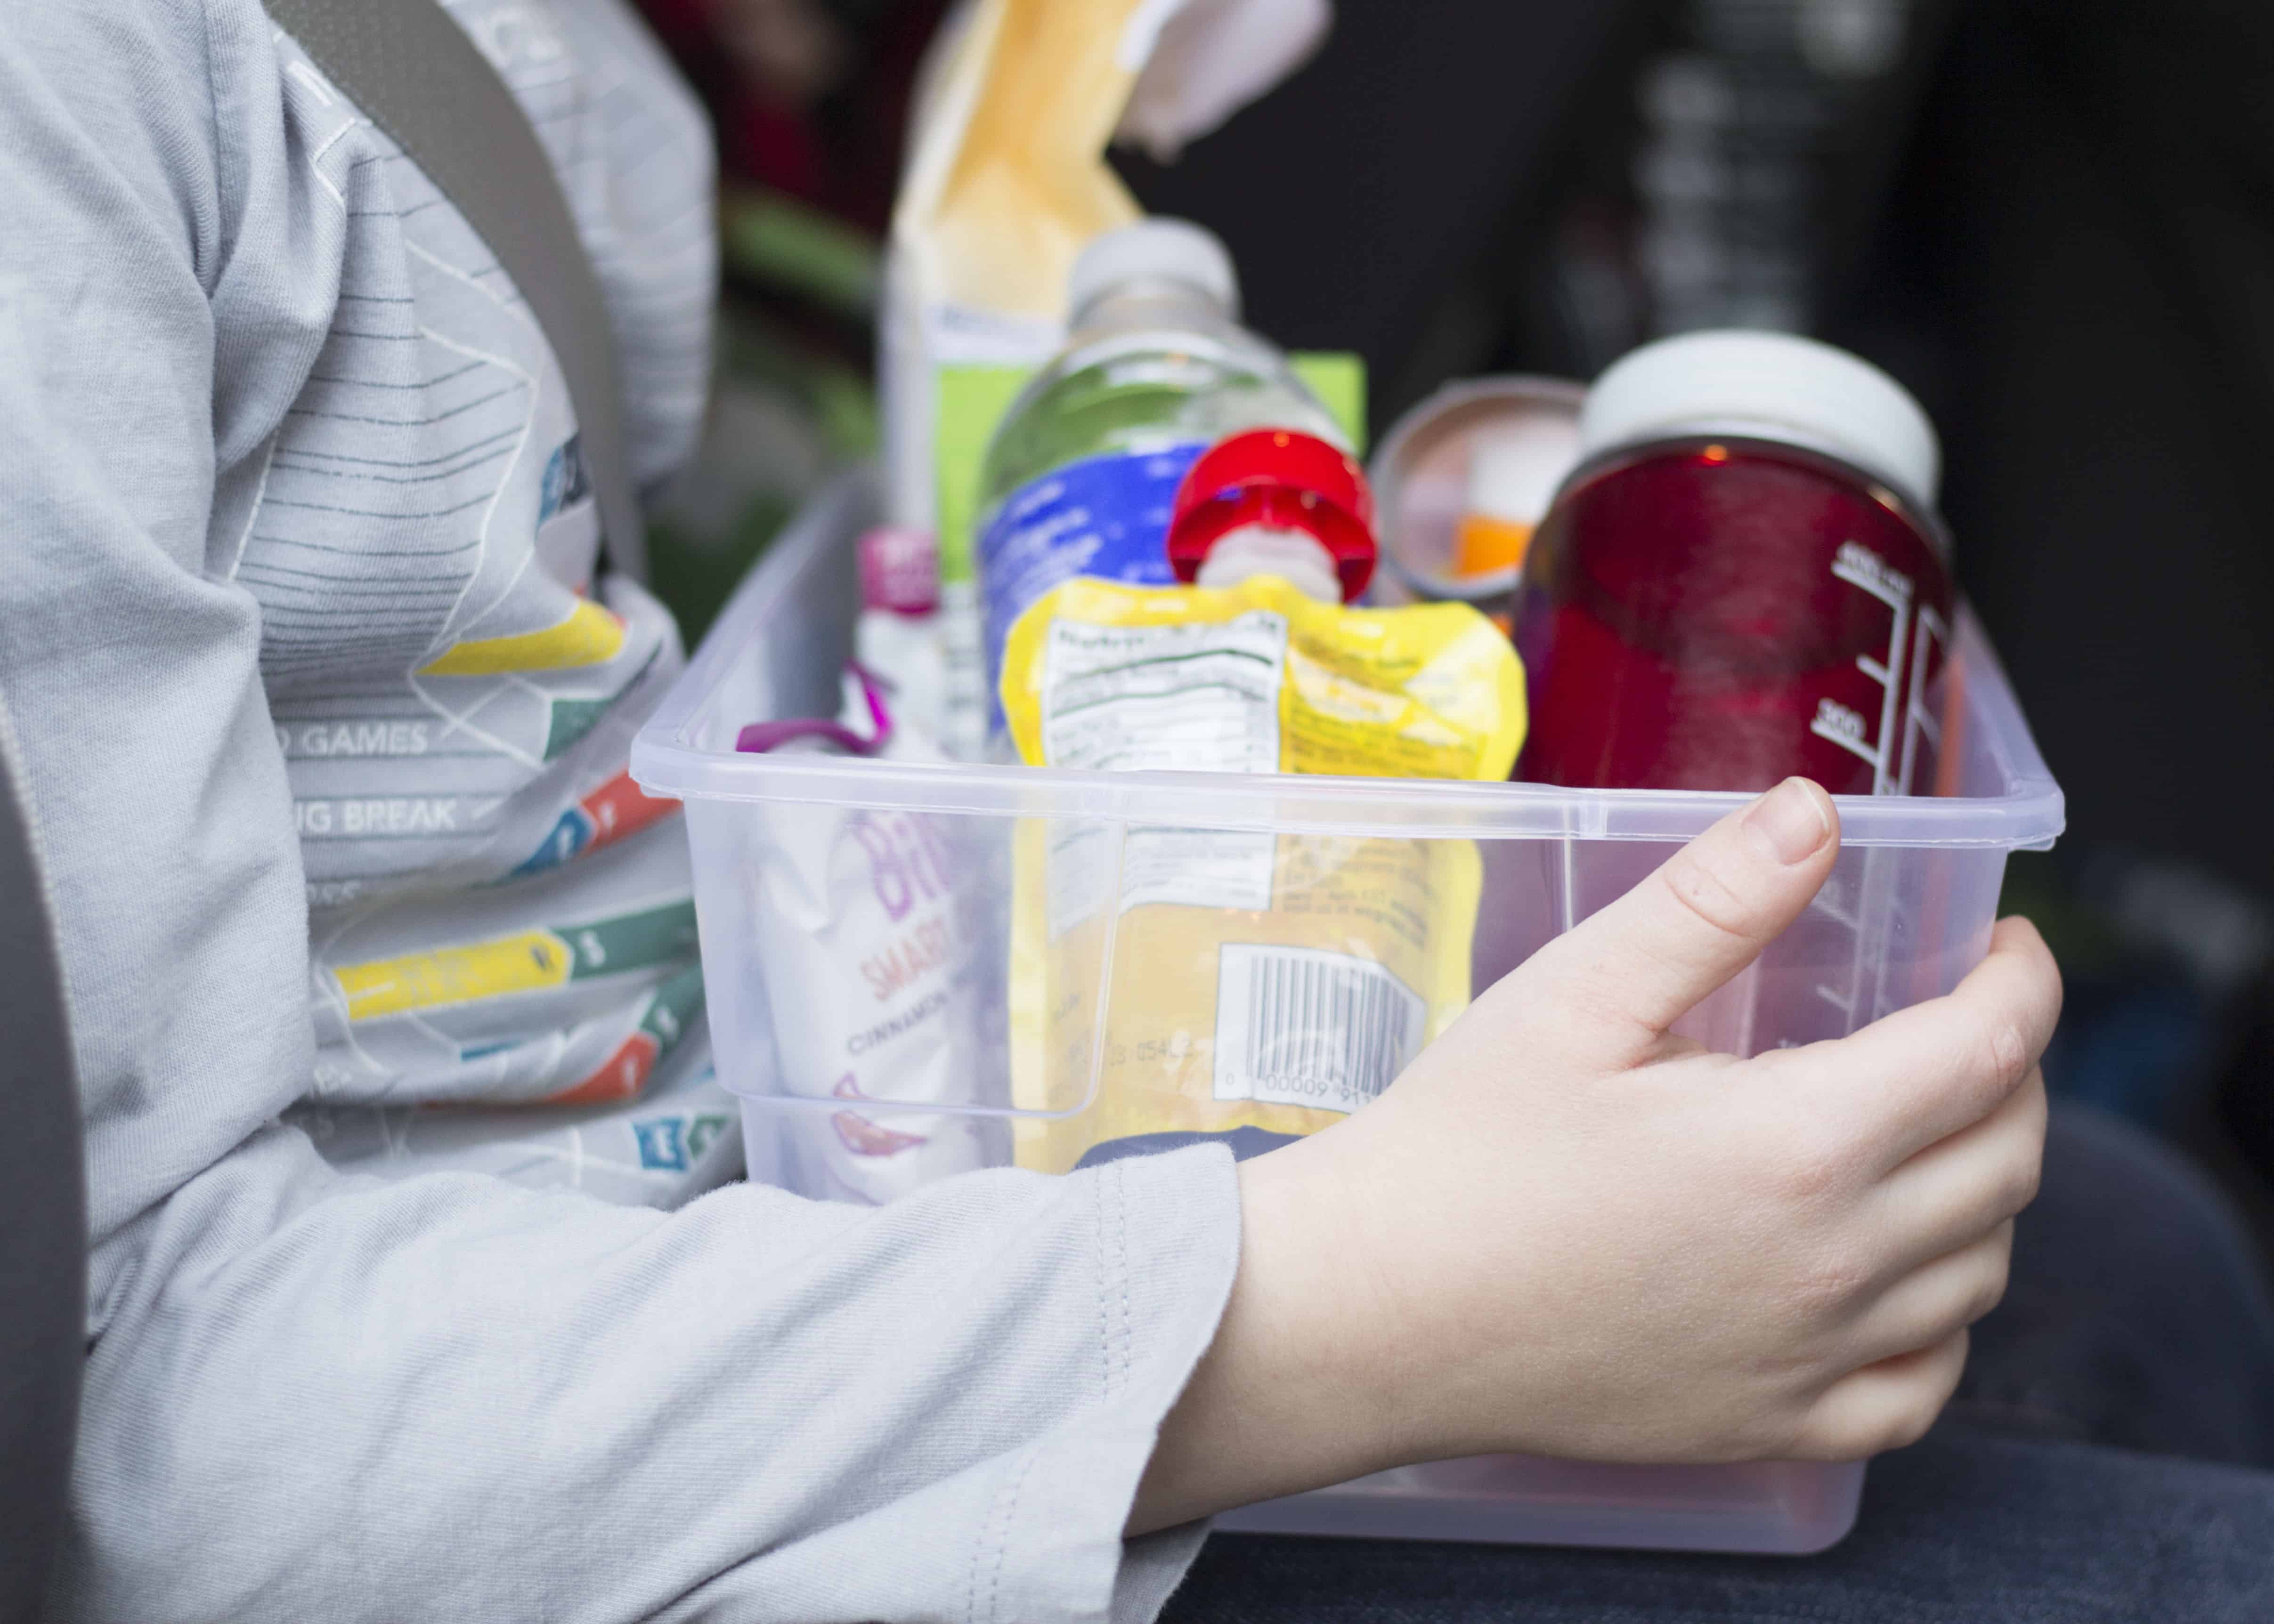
[1744,777,1832,865]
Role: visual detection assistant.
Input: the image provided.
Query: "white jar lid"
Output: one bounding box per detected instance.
[1580,330,1941,504]
[1069,217,1240,320]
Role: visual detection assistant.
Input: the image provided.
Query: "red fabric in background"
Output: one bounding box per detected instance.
[635,0,945,231]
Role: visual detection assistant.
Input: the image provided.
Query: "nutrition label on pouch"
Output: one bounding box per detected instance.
[1120,826,1275,913]
[1038,609,1289,773]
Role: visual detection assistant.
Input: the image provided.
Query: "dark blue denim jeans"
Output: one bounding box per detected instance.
[1163,1108,2274,1622]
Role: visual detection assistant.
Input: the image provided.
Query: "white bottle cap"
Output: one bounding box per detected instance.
[1069,217,1240,321]
[1580,330,1941,503]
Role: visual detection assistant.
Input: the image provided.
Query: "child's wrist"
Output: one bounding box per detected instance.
[1130,1139,1422,1534]
[1230,1137,1440,1467]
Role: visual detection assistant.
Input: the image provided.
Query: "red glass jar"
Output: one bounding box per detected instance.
[1513,334,1955,797]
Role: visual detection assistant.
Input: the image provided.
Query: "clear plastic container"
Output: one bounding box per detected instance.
[632,469,2065,1554]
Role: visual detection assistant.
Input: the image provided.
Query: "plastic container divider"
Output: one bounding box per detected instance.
[633,468,2064,1553]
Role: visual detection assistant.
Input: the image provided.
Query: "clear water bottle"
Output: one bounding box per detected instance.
[973,218,1346,709]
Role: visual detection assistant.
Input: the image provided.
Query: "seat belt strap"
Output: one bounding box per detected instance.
[263,0,649,580]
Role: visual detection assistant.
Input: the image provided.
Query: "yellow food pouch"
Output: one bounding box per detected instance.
[997,576,1526,1172]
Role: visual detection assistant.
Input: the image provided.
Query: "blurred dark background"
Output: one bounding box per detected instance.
[637,0,2274,1233]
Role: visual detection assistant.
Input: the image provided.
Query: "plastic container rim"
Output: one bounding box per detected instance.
[632,469,2064,852]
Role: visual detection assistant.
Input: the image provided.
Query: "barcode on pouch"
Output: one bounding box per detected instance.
[1212,945,1426,1116]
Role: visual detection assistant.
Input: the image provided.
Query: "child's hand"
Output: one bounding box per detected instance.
[1134,777,2058,1532]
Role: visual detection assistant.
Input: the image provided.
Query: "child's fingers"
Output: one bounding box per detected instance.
[1838,1223,2014,1370]
[1864,1067,2047,1270]
[1792,1332,1970,1462]
[1782,918,2061,1174]
[1520,777,1840,1068]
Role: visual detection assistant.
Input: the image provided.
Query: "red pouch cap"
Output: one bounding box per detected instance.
[1166,428,1378,601]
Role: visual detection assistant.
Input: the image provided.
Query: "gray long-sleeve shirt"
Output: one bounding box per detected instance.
[0,1,1242,1617]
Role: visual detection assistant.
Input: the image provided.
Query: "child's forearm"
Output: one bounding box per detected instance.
[1130,1139,1412,1533]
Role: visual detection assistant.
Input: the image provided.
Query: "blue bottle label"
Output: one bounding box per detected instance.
[975,441,1206,719]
